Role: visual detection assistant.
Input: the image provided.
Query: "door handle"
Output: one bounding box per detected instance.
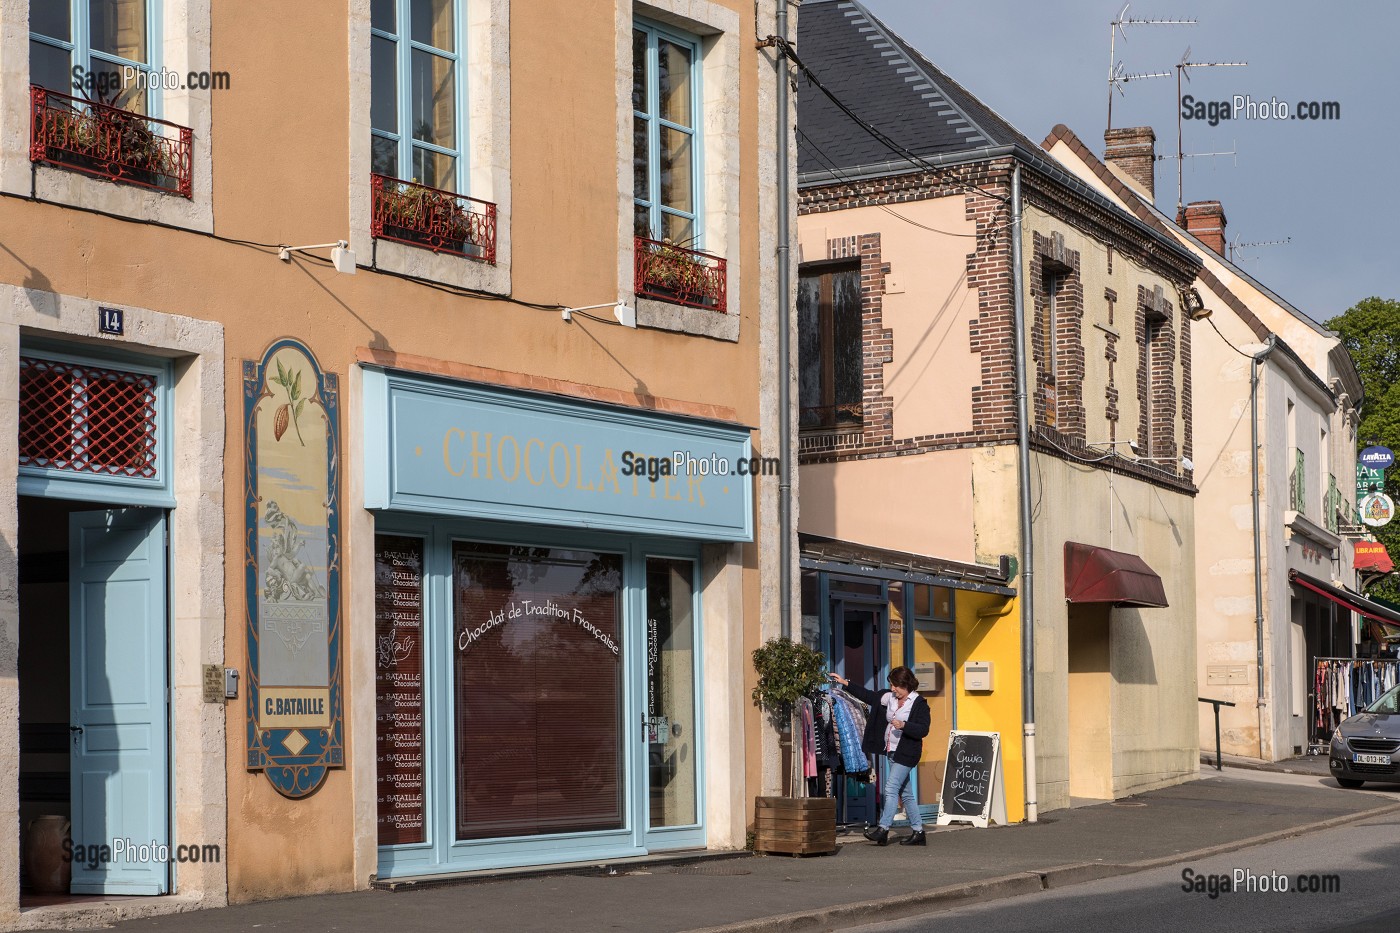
[69,725,83,746]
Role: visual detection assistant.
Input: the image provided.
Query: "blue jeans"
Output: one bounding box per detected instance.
[878,760,921,830]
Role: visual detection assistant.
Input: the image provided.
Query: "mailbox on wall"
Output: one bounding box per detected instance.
[964,660,994,692]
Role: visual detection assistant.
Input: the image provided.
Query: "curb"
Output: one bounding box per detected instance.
[685,800,1400,933]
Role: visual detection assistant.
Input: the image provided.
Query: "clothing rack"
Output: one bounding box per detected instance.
[1309,657,1400,754]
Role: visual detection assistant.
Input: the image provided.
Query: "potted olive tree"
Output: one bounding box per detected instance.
[750,637,837,855]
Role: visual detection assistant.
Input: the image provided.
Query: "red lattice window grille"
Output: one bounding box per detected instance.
[19,357,159,479]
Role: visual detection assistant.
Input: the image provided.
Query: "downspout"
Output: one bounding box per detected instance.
[1010,164,1038,823]
[776,0,793,641]
[1250,336,1277,759]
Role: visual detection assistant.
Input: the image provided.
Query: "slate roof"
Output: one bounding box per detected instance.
[795,0,1043,178]
[794,0,1200,271]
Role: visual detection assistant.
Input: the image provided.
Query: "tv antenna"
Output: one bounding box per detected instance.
[1107,4,1196,130]
[1227,235,1291,265]
[1175,48,1246,215]
[1158,140,1238,167]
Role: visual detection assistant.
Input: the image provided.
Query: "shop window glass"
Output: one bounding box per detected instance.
[452,542,623,840]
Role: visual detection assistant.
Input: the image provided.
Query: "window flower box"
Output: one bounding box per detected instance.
[29,85,192,197]
[370,174,497,263]
[634,237,727,312]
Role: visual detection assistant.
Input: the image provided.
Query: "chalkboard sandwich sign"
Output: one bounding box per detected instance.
[935,731,1007,828]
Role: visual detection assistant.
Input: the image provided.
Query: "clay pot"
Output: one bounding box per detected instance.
[24,815,71,895]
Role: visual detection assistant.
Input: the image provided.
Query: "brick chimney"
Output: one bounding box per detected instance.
[1181,200,1227,256]
[1103,127,1156,200]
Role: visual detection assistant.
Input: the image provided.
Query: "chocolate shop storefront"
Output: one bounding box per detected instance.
[360,367,754,878]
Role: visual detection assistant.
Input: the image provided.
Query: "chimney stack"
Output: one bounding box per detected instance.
[1181,201,1228,256]
[1103,127,1156,200]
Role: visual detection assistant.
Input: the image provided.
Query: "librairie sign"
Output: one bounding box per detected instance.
[363,369,754,541]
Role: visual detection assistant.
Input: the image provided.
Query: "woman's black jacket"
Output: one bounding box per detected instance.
[843,683,930,767]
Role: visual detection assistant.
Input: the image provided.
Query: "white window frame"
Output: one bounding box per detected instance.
[1,0,216,231]
[369,0,468,193]
[349,0,511,294]
[30,0,163,115]
[616,0,741,340]
[632,18,702,248]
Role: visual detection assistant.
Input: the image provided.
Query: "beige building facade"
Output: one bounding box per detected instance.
[794,0,1202,822]
[0,0,793,926]
[1045,124,1366,764]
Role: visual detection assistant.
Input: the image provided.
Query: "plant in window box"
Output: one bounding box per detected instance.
[643,237,713,304]
[46,86,178,190]
[750,637,837,855]
[376,179,428,231]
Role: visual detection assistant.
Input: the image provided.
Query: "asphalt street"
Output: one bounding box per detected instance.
[841,810,1400,933]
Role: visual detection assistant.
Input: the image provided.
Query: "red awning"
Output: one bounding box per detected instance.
[1289,570,1400,627]
[1063,542,1168,608]
[1355,541,1394,574]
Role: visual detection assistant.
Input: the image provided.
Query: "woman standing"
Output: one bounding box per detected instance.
[828,666,930,846]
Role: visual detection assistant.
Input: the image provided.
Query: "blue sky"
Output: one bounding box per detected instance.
[857,0,1398,323]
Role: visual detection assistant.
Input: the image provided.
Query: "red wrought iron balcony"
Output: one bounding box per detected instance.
[634,237,727,312]
[370,173,497,263]
[29,85,192,197]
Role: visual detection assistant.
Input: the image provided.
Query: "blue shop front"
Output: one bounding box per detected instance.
[362,368,753,877]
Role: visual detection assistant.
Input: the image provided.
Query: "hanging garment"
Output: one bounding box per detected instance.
[832,694,870,773]
[798,697,817,779]
[814,694,839,770]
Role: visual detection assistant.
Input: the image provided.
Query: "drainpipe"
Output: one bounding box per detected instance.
[776,0,793,641]
[1010,164,1038,823]
[1250,336,1277,759]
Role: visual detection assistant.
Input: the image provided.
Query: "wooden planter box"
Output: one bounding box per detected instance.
[753,796,837,856]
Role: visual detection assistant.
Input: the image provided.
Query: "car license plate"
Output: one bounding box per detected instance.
[1353,753,1391,765]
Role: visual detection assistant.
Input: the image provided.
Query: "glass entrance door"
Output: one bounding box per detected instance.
[832,601,882,827]
[641,556,702,849]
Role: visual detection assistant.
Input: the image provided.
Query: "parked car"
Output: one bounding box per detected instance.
[1329,683,1400,787]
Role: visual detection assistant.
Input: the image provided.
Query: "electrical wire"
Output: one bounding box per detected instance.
[0,186,572,315]
[1204,311,1258,359]
[772,34,1011,207]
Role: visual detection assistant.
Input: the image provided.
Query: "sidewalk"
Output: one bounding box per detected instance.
[1199,750,1332,777]
[31,767,1400,933]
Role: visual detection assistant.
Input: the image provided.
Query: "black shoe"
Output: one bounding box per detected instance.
[863,826,889,846]
[899,830,927,846]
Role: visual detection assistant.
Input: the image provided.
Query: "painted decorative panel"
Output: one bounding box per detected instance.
[245,339,344,798]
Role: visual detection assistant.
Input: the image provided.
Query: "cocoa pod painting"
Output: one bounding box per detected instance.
[274,404,291,442]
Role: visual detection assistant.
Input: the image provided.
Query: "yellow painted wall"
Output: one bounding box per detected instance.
[952,591,1024,822]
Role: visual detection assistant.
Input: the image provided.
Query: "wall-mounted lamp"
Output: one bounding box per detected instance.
[561,301,635,328]
[1181,287,1211,321]
[278,240,357,275]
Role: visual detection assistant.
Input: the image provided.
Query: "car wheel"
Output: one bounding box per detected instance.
[1336,778,1365,789]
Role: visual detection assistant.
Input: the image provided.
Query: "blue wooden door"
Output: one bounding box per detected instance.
[69,509,169,895]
